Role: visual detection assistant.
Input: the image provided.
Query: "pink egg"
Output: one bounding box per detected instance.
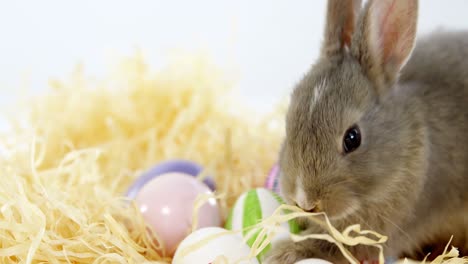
[134,172,221,256]
[264,163,281,193]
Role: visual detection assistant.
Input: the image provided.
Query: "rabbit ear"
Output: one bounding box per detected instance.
[321,0,362,57]
[352,0,418,93]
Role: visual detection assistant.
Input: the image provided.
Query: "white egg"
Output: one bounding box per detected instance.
[295,258,333,264]
[172,227,259,264]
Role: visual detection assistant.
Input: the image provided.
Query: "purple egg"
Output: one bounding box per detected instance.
[126,159,216,199]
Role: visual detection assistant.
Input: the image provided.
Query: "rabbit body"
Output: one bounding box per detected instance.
[393,30,468,260]
[265,0,468,263]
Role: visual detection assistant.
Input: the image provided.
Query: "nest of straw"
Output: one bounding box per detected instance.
[0,52,465,264]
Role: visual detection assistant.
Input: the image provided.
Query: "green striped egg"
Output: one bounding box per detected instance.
[224,188,301,261]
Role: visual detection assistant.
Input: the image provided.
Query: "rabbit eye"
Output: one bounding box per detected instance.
[343,125,361,154]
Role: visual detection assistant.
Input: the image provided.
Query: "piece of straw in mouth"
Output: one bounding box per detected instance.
[204,204,387,264]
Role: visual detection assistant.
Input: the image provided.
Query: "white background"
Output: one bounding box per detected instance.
[0,0,466,116]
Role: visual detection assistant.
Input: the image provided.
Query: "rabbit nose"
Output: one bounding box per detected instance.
[295,201,322,213]
[295,187,322,212]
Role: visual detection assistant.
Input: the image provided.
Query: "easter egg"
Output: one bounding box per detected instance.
[126,159,216,199]
[295,259,332,264]
[264,164,280,193]
[225,188,300,259]
[134,172,221,256]
[172,227,259,264]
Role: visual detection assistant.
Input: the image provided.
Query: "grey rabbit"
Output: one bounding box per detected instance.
[264,0,468,263]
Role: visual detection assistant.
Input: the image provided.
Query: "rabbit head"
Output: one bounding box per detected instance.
[279,0,421,221]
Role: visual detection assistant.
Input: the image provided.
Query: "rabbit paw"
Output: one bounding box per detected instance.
[263,239,310,264]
